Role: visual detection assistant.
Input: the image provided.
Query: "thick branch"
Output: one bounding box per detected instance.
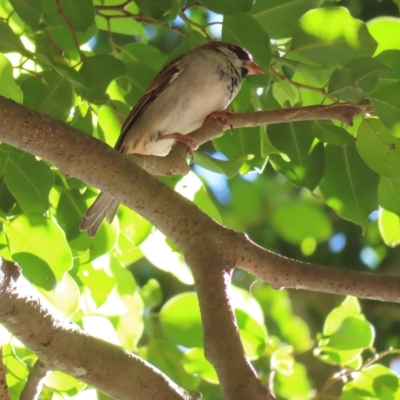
[0,261,197,400]
[0,95,389,300]
[0,95,394,399]
[187,250,272,399]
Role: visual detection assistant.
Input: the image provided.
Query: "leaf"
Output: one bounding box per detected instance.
[39,273,80,317]
[368,81,400,135]
[379,176,400,215]
[5,215,73,289]
[77,262,116,307]
[268,121,324,190]
[21,71,74,121]
[121,43,166,71]
[251,0,323,39]
[78,54,126,103]
[328,68,364,103]
[0,53,23,103]
[356,118,400,179]
[272,201,332,245]
[325,317,374,351]
[379,208,400,247]
[135,0,181,21]
[56,188,88,240]
[160,292,203,348]
[0,20,29,55]
[342,365,399,399]
[10,0,43,30]
[367,17,400,54]
[95,14,145,37]
[59,0,95,32]
[3,152,54,214]
[290,7,377,66]
[376,49,400,84]
[319,143,379,230]
[313,121,356,146]
[199,0,254,15]
[344,56,391,93]
[194,152,246,179]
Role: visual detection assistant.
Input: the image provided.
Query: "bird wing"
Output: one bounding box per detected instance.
[115,55,185,152]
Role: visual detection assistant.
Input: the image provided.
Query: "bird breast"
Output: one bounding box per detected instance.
[128,52,241,156]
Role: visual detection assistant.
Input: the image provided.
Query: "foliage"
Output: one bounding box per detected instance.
[1,0,400,399]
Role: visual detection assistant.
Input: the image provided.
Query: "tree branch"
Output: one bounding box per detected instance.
[20,359,49,400]
[0,260,198,400]
[0,95,392,399]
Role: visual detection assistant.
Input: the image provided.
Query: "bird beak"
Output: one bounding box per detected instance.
[244,60,264,75]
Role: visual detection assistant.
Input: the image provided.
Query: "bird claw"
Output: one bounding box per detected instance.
[158,132,197,161]
[203,108,235,130]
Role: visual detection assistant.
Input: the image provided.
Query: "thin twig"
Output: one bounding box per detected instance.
[20,359,49,400]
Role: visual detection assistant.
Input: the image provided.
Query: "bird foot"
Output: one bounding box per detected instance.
[158,132,197,159]
[203,108,235,130]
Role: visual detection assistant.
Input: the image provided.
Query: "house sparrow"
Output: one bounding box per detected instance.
[80,41,263,237]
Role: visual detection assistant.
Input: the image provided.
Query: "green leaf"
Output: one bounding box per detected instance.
[121,43,166,71]
[124,61,156,106]
[290,7,377,66]
[323,296,361,336]
[199,0,253,15]
[59,0,95,32]
[39,273,80,317]
[367,17,400,54]
[379,208,400,247]
[319,143,379,230]
[327,68,364,103]
[342,365,399,399]
[21,71,74,121]
[345,56,391,93]
[0,20,29,55]
[183,348,218,384]
[95,14,145,37]
[40,0,95,33]
[368,81,400,135]
[214,125,266,172]
[5,215,73,289]
[376,50,400,84]
[3,152,54,214]
[160,292,203,348]
[274,363,313,399]
[56,188,88,240]
[9,0,43,30]
[356,118,400,179]
[251,0,322,39]
[325,317,374,351]
[78,54,126,102]
[222,13,271,83]
[146,339,200,389]
[78,262,115,306]
[117,204,152,246]
[194,152,246,179]
[313,121,356,146]
[0,53,23,103]
[379,176,400,215]
[272,201,332,245]
[135,0,181,21]
[268,121,324,190]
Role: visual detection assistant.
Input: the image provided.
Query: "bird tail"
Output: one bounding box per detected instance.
[80,192,119,238]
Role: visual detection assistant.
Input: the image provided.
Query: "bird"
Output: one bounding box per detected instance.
[80,41,263,237]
